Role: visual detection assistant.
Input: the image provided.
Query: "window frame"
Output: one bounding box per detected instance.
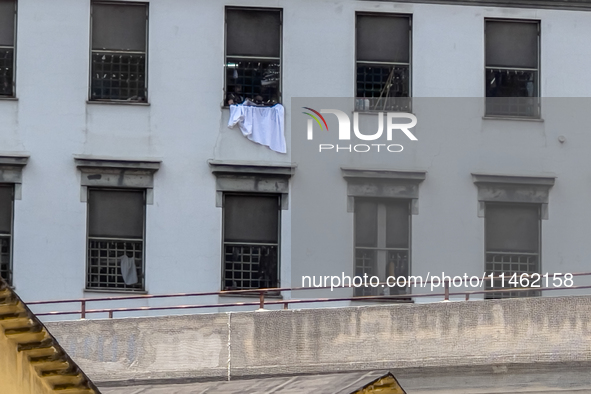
[0,184,14,286]
[88,0,149,103]
[353,197,412,297]
[484,18,541,118]
[484,202,541,298]
[85,187,147,292]
[221,192,281,291]
[354,12,412,112]
[0,0,17,98]
[223,6,283,106]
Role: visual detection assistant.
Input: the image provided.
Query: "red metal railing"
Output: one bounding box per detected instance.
[27,272,591,319]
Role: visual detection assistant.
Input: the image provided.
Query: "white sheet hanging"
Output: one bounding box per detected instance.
[228,103,286,154]
[120,255,138,285]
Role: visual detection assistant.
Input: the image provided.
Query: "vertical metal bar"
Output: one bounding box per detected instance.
[108,310,113,319]
[259,291,265,309]
[444,280,449,301]
[283,302,288,310]
[81,300,86,319]
[465,293,470,301]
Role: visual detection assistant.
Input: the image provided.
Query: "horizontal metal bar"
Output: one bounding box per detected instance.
[35,283,591,317]
[486,251,539,255]
[357,61,409,66]
[92,50,146,55]
[355,247,409,251]
[485,66,538,72]
[28,272,591,308]
[223,242,278,246]
[226,56,280,61]
[89,237,143,242]
[0,46,14,49]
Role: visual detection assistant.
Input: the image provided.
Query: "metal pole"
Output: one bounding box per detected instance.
[259,291,265,309]
[81,300,86,319]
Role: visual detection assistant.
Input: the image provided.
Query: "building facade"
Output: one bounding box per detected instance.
[1,0,591,314]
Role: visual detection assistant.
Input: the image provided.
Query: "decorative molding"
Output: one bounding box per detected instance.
[361,0,591,12]
[341,167,427,214]
[74,155,161,204]
[208,160,296,210]
[0,153,30,200]
[471,173,556,219]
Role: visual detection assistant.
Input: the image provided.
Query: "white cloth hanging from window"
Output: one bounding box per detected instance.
[120,255,138,285]
[228,103,286,153]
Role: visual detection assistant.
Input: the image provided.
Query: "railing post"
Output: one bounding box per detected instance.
[259,291,265,309]
[465,293,470,301]
[283,302,288,310]
[81,300,86,319]
[444,280,450,301]
[108,310,113,319]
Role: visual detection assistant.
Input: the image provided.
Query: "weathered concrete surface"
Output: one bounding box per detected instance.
[45,296,591,386]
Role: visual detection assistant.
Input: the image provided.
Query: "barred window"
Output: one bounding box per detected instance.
[485,19,540,117]
[354,198,410,297]
[356,13,411,112]
[485,203,540,298]
[225,8,281,106]
[90,2,148,102]
[0,185,13,285]
[0,0,16,97]
[223,194,280,290]
[87,189,145,291]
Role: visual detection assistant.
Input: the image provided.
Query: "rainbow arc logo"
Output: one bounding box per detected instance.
[302,107,329,131]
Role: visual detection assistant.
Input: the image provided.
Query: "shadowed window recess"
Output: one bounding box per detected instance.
[0,185,13,285]
[355,13,411,112]
[485,203,541,298]
[355,198,410,297]
[225,8,281,106]
[485,19,540,117]
[223,194,280,290]
[0,0,16,97]
[90,1,148,102]
[87,189,145,291]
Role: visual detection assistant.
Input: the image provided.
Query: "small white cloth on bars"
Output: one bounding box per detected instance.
[228,103,286,153]
[120,255,138,285]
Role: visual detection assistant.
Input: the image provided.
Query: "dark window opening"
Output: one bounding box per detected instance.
[485,203,540,298]
[225,8,281,106]
[90,2,148,102]
[223,194,280,290]
[485,20,540,117]
[86,189,145,291]
[0,185,13,285]
[355,14,411,112]
[354,198,410,298]
[0,0,16,97]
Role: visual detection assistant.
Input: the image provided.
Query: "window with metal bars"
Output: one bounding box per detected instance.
[225,8,281,106]
[0,185,13,285]
[485,19,540,118]
[355,13,411,112]
[222,194,280,290]
[485,203,541,298]
[86,189,145,291]
[0,0,16,97]
[90,2,148,102]
[354,198,410,297]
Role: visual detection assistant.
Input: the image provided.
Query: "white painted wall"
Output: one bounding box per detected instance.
[0,0,590,316]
